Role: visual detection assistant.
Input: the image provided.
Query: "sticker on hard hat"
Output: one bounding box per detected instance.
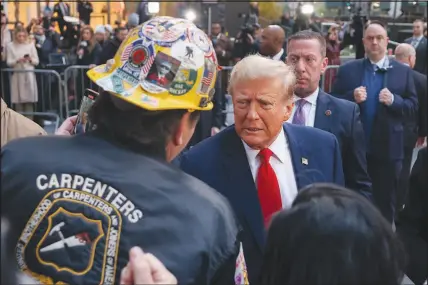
[197,59,216,95]
[141,18,188,46]
[118,39,156,83]
[141,94,159,107]
[142,52,180,92]
[189,28,212,54]
[112,75,125,94]
[169,69,197,96]
[170,41,204,69]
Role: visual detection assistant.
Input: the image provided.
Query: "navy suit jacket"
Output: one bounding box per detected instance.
[178,124,344,284]
[331,58,418,160]
[405,36,427,75]
[312,90,372,199]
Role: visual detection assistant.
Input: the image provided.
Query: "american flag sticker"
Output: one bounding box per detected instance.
[198,59,215,95]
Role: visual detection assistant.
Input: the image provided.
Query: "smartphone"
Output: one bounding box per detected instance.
[73,89,99,134]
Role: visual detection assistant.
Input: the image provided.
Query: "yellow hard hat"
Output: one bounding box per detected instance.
[87,16,218,111]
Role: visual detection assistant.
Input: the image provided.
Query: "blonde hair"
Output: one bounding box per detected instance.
[13,27,29,43]
[228,54,296,100]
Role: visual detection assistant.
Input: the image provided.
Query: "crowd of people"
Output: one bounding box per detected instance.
[1,11,428,285]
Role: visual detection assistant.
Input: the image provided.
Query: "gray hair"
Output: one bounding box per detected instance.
[228,54,296,100]
[394,43,416,60]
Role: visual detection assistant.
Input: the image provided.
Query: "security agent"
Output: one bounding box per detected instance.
[1,17,239,285]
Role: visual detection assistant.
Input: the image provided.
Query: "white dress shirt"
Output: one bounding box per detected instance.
[272,48,284,61]
[370,56,387,70]
[242,128,298,209]
[287,87,319,127]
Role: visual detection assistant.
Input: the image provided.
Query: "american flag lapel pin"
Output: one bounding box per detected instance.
[301,157,308,165]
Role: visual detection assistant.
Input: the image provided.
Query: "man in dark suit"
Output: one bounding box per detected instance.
[53,0,70,37]
[286,30,371,199]
[405,19,427,75]
[258,25,287,61]
[332,21,418,223]
[394,43,427,210]
[396,147,428,285]
[178,55,344,284]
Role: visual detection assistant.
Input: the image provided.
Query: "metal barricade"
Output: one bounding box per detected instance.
[321,65,340,94]
[218,66,234,126]
[0,68,66,119]
[20,112,60,134]
[64,65,98,117]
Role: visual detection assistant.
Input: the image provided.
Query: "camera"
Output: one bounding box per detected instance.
[240,24,254,39]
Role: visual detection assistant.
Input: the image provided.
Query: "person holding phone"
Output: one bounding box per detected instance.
[2,18,240,285]
[5,27,39,118]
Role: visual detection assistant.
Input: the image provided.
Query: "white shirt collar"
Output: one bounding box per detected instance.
[414,35,423,41]
[370,56,387,69]
[242,127,288,164]
[272,48,284,61]
[293,87,319,106]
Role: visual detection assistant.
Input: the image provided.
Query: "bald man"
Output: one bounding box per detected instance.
[332,21,418,223]
[259,25,286,61]
[395,43,427,210]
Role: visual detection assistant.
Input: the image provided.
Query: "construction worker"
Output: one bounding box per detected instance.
[1,16,240,285]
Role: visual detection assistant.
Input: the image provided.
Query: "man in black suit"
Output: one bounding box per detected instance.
[396,147,428,285]
[405,19,427,75]
[286,30,371,199]
[332,21,418,223]
[258,25,287,61]
[394,43,427,210]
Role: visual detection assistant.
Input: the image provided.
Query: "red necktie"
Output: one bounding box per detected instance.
[256,148,282,227]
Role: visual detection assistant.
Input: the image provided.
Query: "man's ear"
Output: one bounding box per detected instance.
[283,101,294,122]
[172,112,197,147]
[320,57,329,74]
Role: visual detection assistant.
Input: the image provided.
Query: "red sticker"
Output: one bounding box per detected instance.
[130,47,148,67]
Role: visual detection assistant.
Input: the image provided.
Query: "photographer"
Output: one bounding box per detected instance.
[232,24,258,63]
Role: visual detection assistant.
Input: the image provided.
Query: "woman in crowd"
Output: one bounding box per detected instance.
[6,27,39,117]
[323,26,341,92]
[74,25,101,104]
[76,25,101,66]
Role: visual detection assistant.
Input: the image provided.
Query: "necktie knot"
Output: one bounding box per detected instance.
[259,148,273,163]
[296,99,307,108]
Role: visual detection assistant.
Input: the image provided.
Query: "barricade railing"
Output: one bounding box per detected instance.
[63,65,98,117]
[19,112,60,134]
[0,68,66,120]
[321,65,340,94]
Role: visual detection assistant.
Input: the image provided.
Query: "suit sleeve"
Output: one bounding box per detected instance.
[332,134,345,186]
[331,66,355,102]
[387,66,418,119]
[395,148,428,285]
[344,104,372,200]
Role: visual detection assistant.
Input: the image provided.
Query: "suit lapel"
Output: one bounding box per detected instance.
[283,124,310,190]
[416,37,426,51]
[314,91,333,133]
[220,128,265,250]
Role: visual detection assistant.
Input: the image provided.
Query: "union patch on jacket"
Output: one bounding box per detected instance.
[16,186,126,285]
